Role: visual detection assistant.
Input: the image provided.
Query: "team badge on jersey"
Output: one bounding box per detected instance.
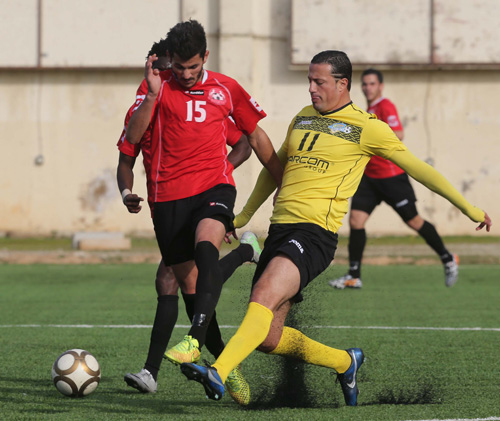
[329,123,352,134]
[208,88,227,105]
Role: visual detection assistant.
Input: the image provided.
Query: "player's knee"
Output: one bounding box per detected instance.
[156,279,178,296]
[405,215,424,231]
[155,264,179,296]
[250,287,282,313]
[350,210,368,229]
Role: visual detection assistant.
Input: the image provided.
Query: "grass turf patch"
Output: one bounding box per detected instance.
[1,263,499,420]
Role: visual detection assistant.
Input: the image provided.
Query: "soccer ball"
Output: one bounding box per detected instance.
[51,349,101,397]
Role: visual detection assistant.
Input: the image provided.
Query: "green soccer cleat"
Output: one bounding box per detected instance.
[164,335,201,365]
[240,231,262,263]
[226,365,250,406]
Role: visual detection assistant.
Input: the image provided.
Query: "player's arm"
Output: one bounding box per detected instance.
[227,134,251,169]
[117,152,144,214]
[381,100,404,141]
[247,125,283,187]
[389,149,491,231]
[126,55,161,144]
[234,146,288,228]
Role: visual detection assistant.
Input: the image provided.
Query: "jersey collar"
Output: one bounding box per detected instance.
[368,96,385,108]
[201,70,208,84]
[320,101,353,116]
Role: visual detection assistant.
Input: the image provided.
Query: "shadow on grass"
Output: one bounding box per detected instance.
[246,309,342,410]
[246,359,340,410]
[363,376,443,406]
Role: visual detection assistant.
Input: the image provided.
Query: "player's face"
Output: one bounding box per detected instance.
[170,51,209,89]
[308,63,347,113]
[361,74,383,103]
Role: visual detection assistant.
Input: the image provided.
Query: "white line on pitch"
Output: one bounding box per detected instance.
[405,417,500,421]
[1,324,499,331]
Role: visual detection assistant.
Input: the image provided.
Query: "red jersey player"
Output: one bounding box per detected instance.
[125,20,282,398]
[117,37,264,405]
[329,68,459,289]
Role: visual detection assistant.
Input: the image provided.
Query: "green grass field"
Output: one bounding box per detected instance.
[1,262,499,420]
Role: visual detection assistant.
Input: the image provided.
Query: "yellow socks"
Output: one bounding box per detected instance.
[269,326,351,373]
[213,302,274,383]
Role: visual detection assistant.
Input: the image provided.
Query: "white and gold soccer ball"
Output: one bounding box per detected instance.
[51,349,101,397]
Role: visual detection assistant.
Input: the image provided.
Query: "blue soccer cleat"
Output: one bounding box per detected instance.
[337,348,365,406]
[181,362,225,401]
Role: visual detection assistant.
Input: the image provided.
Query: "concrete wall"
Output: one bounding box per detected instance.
[1,0,498,238]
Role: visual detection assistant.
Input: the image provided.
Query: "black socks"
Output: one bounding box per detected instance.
[144,295,179,381]
[348,228,366,278]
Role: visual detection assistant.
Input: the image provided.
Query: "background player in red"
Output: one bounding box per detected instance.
[116,38,261,405]
[329,68,459,289]
[125,20,283,387]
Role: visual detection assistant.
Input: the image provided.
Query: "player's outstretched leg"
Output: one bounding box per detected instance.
[124,368,157,393]
[181,297,251,406]
[181,362,225,401]
[444,253,459,287]
[337,348,365,406]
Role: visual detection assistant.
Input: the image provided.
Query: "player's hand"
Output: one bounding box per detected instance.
[224,230,238,244]
[234,211,251,228]
[123,193,144,214]
[145,55,161,96]
[476,211,492,232]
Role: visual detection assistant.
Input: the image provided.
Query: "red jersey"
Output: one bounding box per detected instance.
[125,69,265,202]
[364,97,405,179]
[117,96,244,212]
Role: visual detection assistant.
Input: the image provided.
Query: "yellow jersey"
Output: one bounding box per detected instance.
[271,102,407,232]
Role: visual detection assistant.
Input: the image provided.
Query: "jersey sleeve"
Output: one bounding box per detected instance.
[360,118,407,159]
[117,128,140,157]
[379,99,403,131]
[116,79,151,157]
[389,149,485,222]
[233,145,288,228]
[226,117,243,147]
[227,80,267,136]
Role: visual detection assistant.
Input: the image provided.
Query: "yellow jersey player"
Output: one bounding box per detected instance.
[179,50,492,407]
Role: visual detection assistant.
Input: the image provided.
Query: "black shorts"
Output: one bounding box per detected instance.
[252,223,338,302]
[351,173,418,222]
[153,184,236,266]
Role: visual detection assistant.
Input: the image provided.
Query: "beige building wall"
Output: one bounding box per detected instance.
[1,0,498,237]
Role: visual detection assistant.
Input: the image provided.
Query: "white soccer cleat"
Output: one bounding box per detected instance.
[328,274,363,289]
[444,254,459,287]
[124,368,157,393]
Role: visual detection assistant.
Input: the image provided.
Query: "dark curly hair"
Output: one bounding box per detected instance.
[165,20,207,60]
[311,50,352,91]
[147,38,168,59]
